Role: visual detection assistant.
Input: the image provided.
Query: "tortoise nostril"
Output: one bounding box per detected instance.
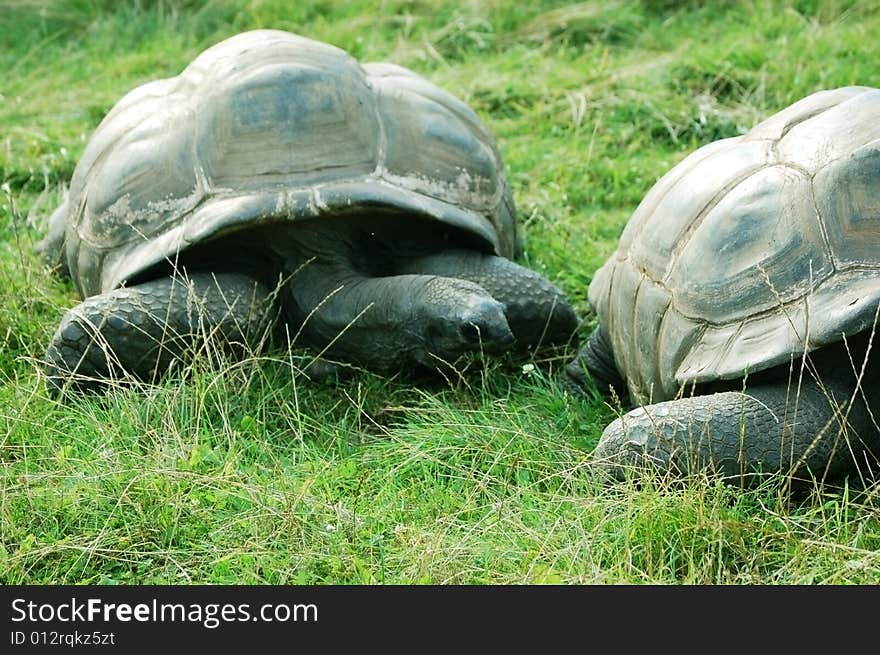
[459,314,515,349]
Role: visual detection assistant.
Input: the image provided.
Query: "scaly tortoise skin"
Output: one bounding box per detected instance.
[40,30,577,392]
[567,86,880,486]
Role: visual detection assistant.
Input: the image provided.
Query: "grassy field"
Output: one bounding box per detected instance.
[2,0,880,584]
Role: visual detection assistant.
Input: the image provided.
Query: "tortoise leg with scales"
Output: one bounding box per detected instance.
[39,30,577,394]
[566,86,880,486]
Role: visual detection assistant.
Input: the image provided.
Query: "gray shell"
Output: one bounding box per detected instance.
[590,86,880,404]
[54,30,516,298]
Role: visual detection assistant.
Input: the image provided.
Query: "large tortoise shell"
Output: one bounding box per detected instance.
[589,86,880,403]
[54,30,516,298]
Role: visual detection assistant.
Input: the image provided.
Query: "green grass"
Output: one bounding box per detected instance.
[2,0,880,584]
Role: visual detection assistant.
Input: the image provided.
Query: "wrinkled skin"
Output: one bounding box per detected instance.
[568,329,880,487]
[44,216,578,393]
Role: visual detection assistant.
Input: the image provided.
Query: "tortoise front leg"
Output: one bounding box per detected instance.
[396,250,578,350]
[593,373,880,486]
[45,272,276,394]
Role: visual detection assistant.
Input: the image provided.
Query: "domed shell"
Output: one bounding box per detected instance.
[56,30,516,298]
[589,86,880,404]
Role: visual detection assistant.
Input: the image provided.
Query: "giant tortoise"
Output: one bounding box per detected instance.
[39,29,577,392]
[567,85,880,486]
